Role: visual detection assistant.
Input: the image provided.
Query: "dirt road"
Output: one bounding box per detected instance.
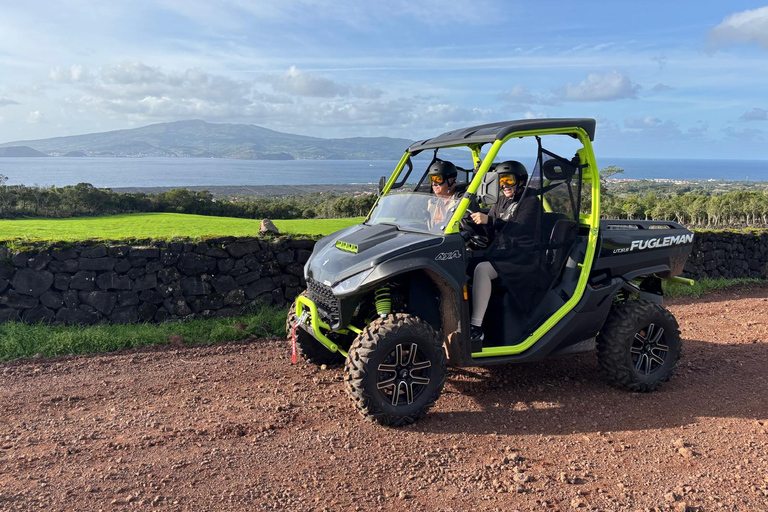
[2,284,767,511]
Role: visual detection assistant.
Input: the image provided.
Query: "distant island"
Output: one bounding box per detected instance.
[0,120,413,160]
[0,146,49,157]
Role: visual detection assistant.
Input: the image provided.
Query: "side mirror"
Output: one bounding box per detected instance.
[478,171,499,205]
[378,176,386,195]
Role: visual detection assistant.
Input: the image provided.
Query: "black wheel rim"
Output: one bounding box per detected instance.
[376,343,432,406]
[630,323,668,376]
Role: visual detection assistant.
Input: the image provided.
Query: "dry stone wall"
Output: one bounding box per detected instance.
[0,230,765,325]
[0,237,312,325]
[683,230,768,280]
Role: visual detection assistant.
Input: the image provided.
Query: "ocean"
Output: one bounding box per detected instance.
[0,156,767,188]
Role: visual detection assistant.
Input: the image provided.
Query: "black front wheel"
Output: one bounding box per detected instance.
[344,313,446,426]
[597,300,682,392]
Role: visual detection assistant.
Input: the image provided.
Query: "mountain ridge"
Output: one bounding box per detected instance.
[0,120,415,160]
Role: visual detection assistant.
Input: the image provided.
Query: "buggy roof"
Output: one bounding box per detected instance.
[407,118,596,152]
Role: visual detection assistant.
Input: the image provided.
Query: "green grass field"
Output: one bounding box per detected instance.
[0,213,364,242]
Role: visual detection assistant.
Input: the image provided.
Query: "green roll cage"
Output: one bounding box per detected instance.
[296,125,601,360]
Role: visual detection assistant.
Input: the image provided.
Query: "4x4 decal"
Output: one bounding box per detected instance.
[435,250,461,261]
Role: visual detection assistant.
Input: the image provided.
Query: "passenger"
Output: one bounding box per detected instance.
[426,159,460,228]
[468,160,538,342]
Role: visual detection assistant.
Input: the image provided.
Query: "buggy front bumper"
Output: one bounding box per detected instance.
[295,295,350,357]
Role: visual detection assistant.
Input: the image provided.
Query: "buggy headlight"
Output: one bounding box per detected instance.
[332,268,374,295]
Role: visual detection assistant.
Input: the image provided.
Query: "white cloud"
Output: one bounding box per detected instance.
[0,98,20,107]
[739,108,767,121]
[265,66,383,99]
[27,111,44,124]
[498,85,536,103]
[687,122,709,138]
[50,64,89,83]
[708,6,768,51]
[651,83,673,92]
[721,126,763,141]
[523,111,547,119]
[559,71,640,102]
[625,117,661,129]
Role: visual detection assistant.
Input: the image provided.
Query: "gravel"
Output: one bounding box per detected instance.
[1,283,767,511]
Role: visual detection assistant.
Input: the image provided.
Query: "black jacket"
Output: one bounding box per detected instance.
[485,193,539,239]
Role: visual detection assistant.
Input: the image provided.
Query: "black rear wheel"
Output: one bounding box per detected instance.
[286,291,344,366]
[345,313,446,426]
[597,300,681,392]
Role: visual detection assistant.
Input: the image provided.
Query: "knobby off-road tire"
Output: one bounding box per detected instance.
[597,299,682,392]
[285,291,343,366]
[344,313,446,427]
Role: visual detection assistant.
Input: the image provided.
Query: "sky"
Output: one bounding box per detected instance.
[1,0,767,159]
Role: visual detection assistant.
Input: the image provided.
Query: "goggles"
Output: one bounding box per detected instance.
[430,175,446,185]
[499,175,518,188]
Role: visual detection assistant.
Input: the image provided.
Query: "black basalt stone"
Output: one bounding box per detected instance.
[114,259,132,273]
[138,302,158,321]
[111,306,139,324]
[117,291,140,307]
[56,307,98,325]
[23,305,55,324]
[138,289,164,305]
[62,290,79,308]
[0,308,20,322]
[217,259,235,273]
[53,274,71,291]
[81,246,107,259]
[11,269,54,297]
[133,273,158,292]
[78,258,117,270]
[79,291,117,315]
[129,248,160,259]
[226,241,260,258]
[178,253,217,275]
[206,246,230,259]
[96,271,132,290]
[163,297,192,316]
[224,288,245,306]
[40,291,64,309]
[28,253,52,271]
[211,275,237,294]
[158,267,180,284]
[161,250,180,265]
[245,278,274,299]
[51,247,78,261]
[12,251,34,267]
[108,245,131,258]
[235,271,261,286]
[49,259,79,273]
[146,261,164,273]
[70,271,97,291]
[181,277,210,296]
[0,291,39,309]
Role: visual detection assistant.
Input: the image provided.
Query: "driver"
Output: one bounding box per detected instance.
[427,159,461,228]
[467,160,537,342]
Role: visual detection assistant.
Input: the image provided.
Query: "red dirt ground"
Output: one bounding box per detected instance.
[1,283,767,511]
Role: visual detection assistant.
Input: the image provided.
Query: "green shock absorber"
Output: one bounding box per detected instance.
[374,285,392,317]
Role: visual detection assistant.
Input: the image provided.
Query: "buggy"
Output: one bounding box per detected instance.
[287,118,694,426]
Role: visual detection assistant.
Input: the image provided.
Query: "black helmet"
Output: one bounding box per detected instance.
[496,160,528,180]
[427,159,458,179]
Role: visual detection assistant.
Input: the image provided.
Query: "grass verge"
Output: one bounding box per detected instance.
[0,213,364,242]
[0,304,288,362]
[663,277,764,298]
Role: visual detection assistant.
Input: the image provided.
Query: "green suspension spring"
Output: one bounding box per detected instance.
[374,285,392,316]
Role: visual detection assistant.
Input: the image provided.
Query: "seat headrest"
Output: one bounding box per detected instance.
[542,158,578,181]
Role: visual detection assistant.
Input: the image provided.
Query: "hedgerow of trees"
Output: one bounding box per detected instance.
[0,180,376,220]
[0,170,766,228]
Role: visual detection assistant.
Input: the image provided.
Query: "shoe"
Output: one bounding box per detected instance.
[470,325,484,342]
